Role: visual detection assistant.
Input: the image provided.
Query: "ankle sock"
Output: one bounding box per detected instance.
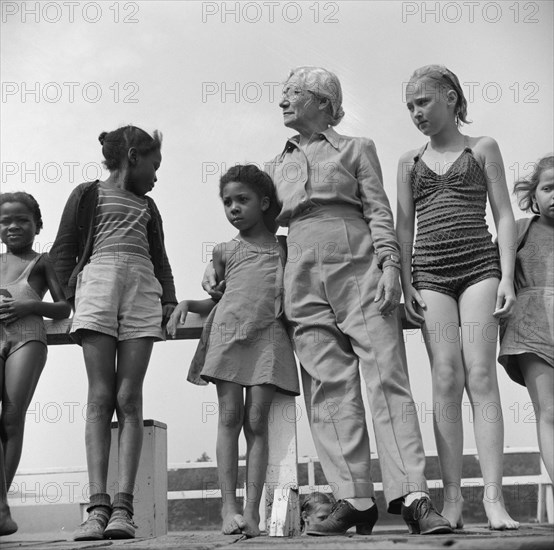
[345,497,375,511]
[112,492,134,515]
[87,492,111,513]
[404,491,428,507]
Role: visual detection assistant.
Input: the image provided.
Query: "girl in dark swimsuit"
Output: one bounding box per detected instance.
[396,65,519,531]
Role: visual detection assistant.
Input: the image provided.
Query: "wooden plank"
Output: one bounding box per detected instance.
[45,312,206,345]
[45,307,417,344]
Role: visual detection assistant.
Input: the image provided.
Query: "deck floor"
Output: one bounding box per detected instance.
[1,524,553,550]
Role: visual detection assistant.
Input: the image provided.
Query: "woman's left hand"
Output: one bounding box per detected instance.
[493,279,516,318]
[375,266,402,317]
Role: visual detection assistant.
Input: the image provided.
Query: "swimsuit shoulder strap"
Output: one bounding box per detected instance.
[20,254,43,282]
[413,142,428,162]
[3,253,43,286]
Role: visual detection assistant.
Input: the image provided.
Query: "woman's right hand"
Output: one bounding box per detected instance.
[0,298,33,324]
[201,262,226,301]
[403,285,426,326]
[166,301,189,338]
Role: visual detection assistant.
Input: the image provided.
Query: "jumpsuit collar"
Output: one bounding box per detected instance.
[280,126,341,159]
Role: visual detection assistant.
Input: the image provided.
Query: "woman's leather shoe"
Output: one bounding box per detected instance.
[306,500,378,536]
[401,497,453,535]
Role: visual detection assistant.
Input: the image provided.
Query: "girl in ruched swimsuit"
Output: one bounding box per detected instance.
[0,192,71,536]
[498,155,554,484]
[396,65,519,530]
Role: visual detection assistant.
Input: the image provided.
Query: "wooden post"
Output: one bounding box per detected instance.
[265,393,300,536]
[79,420,167,537]
[537,460,554,523]
[106,420,168,537]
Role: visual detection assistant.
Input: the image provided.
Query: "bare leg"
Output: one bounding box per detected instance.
[420,290,465,529]
[215,381,246,535]
[0,441,17,535]
[113,338,154,494]
[459,279,518,530]
[242,384,276,537]
[82,332,117,495]
[0,357,17,536]
[1,342,47,488]
[520,354,554,482]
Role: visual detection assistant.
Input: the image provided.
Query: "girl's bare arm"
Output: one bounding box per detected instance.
[477,136,517,316]
[396,151,425,324]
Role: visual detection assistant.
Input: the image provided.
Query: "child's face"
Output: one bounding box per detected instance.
[0,201,38,252]
[302,502,333,530]
[405,78,454,136]
[128,149,162,196]
[221,181,268,232]
[535,167,554,221]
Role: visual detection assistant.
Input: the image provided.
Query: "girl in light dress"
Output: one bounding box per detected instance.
[168,164,299,537]
[499,155,554,484]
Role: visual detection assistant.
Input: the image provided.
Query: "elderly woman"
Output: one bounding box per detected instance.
[205,67,451,536]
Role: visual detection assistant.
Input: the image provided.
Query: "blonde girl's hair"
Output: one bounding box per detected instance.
[514,155,554,214]
[300,491,336,530]
[409,65,470,126]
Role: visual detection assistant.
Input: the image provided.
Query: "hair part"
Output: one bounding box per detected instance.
[288,66,345,127]
[98,125,162,171]
[409,64,470,127]
[219,164,279,233]
[513,155,554,214]
[0,191,43,231]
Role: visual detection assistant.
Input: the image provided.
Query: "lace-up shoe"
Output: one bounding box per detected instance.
[402,496,453,535]
[306,499,378,536]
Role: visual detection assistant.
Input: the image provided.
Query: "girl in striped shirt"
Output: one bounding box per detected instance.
[51,125,177,540]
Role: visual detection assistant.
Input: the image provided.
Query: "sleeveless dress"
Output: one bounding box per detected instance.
[188,238,299,396]
[410,142,501,298]
[1,254,47,360]
[499,217,554,385]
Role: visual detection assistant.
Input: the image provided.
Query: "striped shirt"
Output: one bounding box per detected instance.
[92,184,151,260]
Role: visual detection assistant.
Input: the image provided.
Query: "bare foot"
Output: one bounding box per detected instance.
[483,500,519,530]
[242,515,261,538]
[0,505,18,536]
[441,498,464,529]
[221,513,247,535]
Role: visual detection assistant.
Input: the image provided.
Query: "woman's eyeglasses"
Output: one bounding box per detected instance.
[281,87,311,101]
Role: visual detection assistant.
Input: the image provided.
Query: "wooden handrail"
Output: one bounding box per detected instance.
[45,306,418,345]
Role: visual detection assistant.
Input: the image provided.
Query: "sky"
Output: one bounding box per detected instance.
[1,0,553,473]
